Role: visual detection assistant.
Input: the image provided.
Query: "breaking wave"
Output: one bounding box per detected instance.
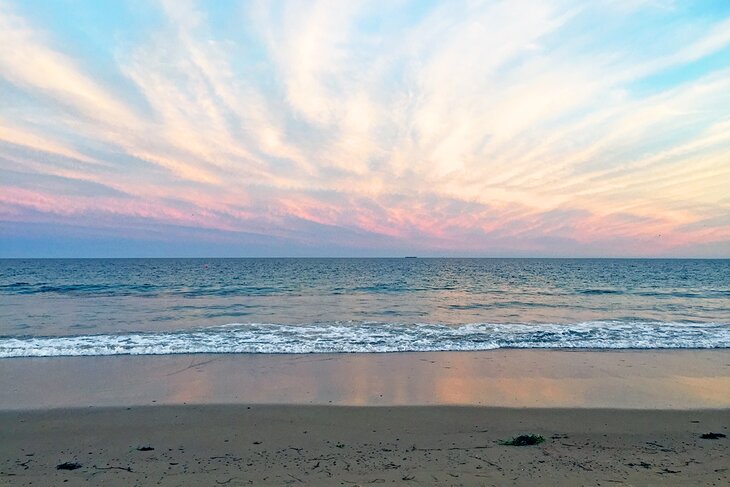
[1,320,728,358]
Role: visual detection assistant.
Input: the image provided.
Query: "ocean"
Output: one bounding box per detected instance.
[0,258,728,357]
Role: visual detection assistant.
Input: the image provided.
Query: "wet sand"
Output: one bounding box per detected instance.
[1,350,728,485]
[1,405,728,486]
[1,350,729,409]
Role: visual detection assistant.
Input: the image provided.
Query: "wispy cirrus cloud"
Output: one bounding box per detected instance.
[0,0,728,256]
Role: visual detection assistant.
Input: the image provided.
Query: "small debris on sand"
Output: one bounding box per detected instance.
[500,434,545,446]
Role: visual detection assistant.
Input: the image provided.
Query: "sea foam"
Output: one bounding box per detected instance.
[1,321,728,358]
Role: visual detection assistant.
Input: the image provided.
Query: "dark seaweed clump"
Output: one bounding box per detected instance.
[500,434,545,446]
[700,432,726,440]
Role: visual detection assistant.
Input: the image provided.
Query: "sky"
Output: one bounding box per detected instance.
[1,0,729,258]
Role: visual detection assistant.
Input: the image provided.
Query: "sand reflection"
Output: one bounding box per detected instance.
[2,350,729,410]
[149,350,730,409]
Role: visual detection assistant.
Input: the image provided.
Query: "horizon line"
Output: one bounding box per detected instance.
[1,256,728,260]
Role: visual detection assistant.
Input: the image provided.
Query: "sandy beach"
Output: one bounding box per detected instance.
[1,350,728,485]
[1,405,728,486]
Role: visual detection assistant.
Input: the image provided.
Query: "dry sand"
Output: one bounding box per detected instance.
[1,405,728,486]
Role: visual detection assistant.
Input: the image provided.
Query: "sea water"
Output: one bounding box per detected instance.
[0,258,728,357]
